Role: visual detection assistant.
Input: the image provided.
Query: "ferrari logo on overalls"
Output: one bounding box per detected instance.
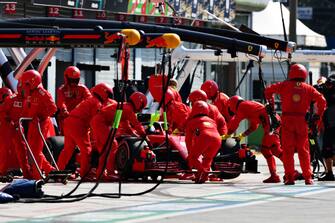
[274,42,279,49]
[292,94,301,102]
[296,82,301,86]
[248,45,253,52]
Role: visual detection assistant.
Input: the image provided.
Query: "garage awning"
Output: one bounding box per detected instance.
[252,1,327,47]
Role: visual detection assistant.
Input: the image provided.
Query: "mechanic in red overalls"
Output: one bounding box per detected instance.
[56,66,91,135]
[168,78,182,103]
[57,83,113,180]
[180,89,227,181]
[201,80,231,122]
[0,87,14,175]
[265,64,326,185]
[227,95,283,183]
[20,70,57,179]
[185,101,222,183]
[189,89,227,135]
[90,91,147,180]
[2,83,32,178]
[165,89,190,133]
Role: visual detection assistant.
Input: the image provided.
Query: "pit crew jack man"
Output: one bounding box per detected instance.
[57,83,113,180]
[56,66,91,135]
[226,96,283,183]
[265,64,326,185]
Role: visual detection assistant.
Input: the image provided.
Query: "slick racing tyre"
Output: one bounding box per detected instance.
[115,136,149,177]
[115,141,131,173]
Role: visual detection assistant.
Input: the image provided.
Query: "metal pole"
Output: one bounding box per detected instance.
[289,0,297,43]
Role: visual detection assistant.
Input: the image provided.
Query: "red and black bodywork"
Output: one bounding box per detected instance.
[114,118,259,181]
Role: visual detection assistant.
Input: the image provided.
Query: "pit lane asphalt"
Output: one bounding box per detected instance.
[0,154,334,223]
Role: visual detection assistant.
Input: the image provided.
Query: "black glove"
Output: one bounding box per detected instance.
[265,103,274,114]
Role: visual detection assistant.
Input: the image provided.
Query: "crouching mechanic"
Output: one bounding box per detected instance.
[181,89,227,181]
[56,66,91,135]
[265,64,326,185]
[20,70,57,180]
[226,96,283,183]
[57,83,113,180]
[185,101,222,183]
[90,91,147,180]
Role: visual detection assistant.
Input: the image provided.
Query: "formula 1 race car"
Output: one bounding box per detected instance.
[43,117,258,182]
[114,120,259,181]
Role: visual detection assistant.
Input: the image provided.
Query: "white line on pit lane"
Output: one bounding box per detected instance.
[47,183,335,223]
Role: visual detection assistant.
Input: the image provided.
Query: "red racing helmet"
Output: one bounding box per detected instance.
[200,80,218,99]
[64,66,80,79]
[288,64,308,81]
[64,66,81,85]
[20,70,42,90]
[0,87,12,102]
[129,91,147,112]
[190,100,209,117]
[228,95,244,114]
[90,83,113,102]
[189,89,207,104]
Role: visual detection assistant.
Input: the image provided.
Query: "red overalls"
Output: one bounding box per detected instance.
[185,103,227,158]
[213,92,231,122]
[3,95,31,178]
[56,84,91,134]
[169,86,182,103]
[185,115,221,182]
[90,102,145,177]
[265,80,326,183]
[23,87,57,179]
[227,100,282,178]
[57,96,102,177]
[166,101,190,133]
[208,103,228,135]
[0,96,20,175]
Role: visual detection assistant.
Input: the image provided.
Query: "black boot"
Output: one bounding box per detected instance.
[318,172,335,181]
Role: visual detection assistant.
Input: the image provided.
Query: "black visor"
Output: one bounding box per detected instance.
[68,78,80,85]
